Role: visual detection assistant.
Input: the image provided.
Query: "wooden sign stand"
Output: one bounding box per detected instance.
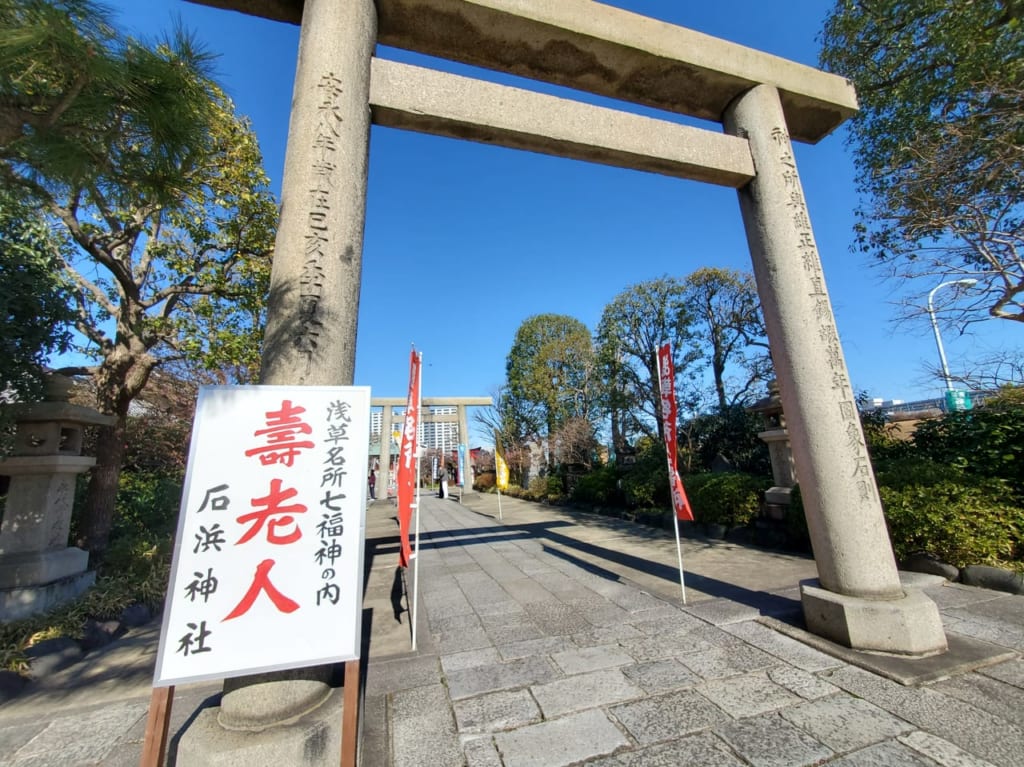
[139,685,174,767]
[139,658,361,767]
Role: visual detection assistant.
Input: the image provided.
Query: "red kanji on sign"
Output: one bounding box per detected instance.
[244,399,315,467]
[236,478,306,545]
[223,558,300,620]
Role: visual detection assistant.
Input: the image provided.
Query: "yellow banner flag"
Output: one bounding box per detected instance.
[494,428,510,491]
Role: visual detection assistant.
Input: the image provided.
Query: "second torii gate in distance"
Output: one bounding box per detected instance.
[372,395,491,494]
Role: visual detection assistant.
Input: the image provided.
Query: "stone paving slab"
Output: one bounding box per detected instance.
[725,619,845,672]
[549,644,634,675]
[452,688,542,734]
[821,739,937,767]
[714,711,835,767]
[621,657,700,693]
[390,683,462,767]
[779,695,915,753]
[609,688,729,745]
[898,730,1001,767]
[492,709,628,767]
[825,664,1024,766]
[697,670,802,718]
[530,667,642,718]
[584,731,749,767]
[445,655,559,700]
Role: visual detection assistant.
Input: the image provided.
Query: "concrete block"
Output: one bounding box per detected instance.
[802,583,947,656]
[492,709,628,767]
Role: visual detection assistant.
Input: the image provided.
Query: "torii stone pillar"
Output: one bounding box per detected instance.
[379,403,394,497]
[457,404,474,491]
[258,0,375,386]
[178,0,376,763]
[724,85,946,655]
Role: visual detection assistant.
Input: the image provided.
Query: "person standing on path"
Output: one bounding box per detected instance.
[368,470,376,500]
[438,466,448,499]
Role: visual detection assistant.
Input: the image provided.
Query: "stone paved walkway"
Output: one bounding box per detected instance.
[363,494,1024,767]
[0,492,1022,766]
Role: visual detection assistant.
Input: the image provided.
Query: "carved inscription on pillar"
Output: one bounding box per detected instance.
[770,127,875,504]
[296,73,344,359]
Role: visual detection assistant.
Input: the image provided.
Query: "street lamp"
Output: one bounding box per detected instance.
[927,278,977,390]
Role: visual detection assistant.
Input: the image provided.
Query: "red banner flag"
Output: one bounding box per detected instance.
[397,350,421,567]
[658,343,694,521]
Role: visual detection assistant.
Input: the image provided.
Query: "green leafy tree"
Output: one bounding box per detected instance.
[595,277,699,450]
[1,0,277,556]
[683,267,770,409]
[505,314,598,468]
[820,0,1024,325]
[0,188,74,402]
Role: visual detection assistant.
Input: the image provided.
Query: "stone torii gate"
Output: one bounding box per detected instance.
[180,1,948,763]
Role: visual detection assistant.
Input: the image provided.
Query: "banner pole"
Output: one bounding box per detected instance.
[411,352,423,652]
[657,344,688,605]
[497,487,503,521]
[673,513,687,605]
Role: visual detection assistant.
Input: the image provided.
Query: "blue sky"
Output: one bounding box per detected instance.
[100,0,1018,444]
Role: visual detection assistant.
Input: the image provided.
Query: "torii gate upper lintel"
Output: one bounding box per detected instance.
[188,0,856,145]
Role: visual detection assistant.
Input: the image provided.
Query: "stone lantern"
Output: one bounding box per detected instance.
[748,379,797,515]
[0,375,115,620]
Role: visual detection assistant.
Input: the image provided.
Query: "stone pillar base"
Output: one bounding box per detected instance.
[176,689,344,767]
[0,547,90,588]
[0,569,95,621]
[801,580,947,657]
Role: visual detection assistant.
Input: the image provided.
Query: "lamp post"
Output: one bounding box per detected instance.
[927,278,977,390]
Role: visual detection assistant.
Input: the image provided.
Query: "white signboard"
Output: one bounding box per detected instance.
[154,385,370,687]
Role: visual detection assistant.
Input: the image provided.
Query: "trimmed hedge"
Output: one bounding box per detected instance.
[684,472,764,529]
[875,457,1022,569]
